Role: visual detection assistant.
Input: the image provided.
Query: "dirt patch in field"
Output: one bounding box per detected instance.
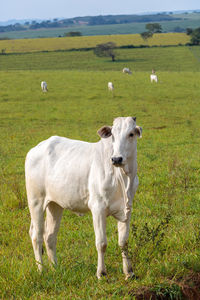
[151,125,167,130]
[129,272,200,300]
[130,287,163,299]
[179,272,200,300]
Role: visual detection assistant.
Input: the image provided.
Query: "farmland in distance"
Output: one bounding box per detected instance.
[0,12,200,39]
[0,33,190,53]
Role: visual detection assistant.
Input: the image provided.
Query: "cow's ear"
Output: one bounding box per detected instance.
[134,126,142,138]
[97,126,112,138]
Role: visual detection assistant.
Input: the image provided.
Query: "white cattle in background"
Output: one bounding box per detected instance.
[25,117,142,279]
[41,81,48,92]
[123,68,132,75]
[108,82,114,91]
[150,74,158,83]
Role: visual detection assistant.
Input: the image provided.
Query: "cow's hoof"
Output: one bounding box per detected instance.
[37,264,43,273]
[97,271,107,279]
[125,272,137,280]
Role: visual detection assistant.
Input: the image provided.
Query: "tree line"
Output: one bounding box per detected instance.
[0,13,180,33]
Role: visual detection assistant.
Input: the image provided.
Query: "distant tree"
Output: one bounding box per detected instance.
[140,22,162,42]
[14,23,24,31]
[1,48,6,55]
[64,31,82,37]
[89,16,105,26]
[186,28,193,35]
[29,22,40,29]
[0,37,10,40]
[190,27,200,45]
[140,31,153,41]
[94,42,117,61]
[145,23,162,33]
[173,26,185,33]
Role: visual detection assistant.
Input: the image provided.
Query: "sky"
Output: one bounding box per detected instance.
[1,0,200,22]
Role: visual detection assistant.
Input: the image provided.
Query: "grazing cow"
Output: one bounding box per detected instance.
[150,74,158,83]
[25,117,142,279]
[41,81,48,92]
[123,68,132,75]
[108,82,114,91]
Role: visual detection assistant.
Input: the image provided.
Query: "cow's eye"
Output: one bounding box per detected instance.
[129,133,134,137]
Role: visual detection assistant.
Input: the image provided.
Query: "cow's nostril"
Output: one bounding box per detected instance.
[112,156,123,165]
[118,157,123,163]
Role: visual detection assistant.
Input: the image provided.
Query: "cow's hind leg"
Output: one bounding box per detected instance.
[118,215,134,280]
[91,207,107,279]
[29,200,44,272]
[44,202,63,266]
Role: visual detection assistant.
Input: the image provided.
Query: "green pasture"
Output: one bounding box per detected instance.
[1,46,200,72]
[0,45,200,299]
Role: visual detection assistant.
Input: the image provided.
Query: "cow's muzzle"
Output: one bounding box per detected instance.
[111,156,123,166]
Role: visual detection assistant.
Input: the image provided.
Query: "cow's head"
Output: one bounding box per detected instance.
[98,117,142,167]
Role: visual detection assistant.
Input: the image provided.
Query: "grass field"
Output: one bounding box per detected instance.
[0,46,200,72]
[0,12,200,39]
[0,33,190,54]
[0,41,200,298]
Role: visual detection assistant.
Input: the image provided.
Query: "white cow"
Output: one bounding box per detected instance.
[150,74,158,83]
[108,82,114,91]
[25,117,142,279]
[123,68,132,75]
[41,81,48,92]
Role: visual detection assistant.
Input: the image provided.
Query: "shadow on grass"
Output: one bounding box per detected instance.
[106,58,146,63]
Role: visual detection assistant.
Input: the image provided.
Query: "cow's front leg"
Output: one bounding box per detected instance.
[118,214,134,280]
[91,206,107,279]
